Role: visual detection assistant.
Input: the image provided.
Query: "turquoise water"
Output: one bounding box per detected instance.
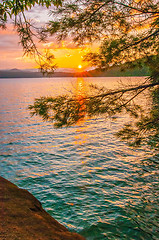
[0,77,158,239]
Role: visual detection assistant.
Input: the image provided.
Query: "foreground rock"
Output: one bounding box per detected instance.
[0,176,85,240]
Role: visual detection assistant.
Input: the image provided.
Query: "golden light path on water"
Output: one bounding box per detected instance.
[0,76,158,239]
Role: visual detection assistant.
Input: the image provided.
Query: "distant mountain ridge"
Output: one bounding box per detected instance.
[0,66,150,78]
[0,69,76,78]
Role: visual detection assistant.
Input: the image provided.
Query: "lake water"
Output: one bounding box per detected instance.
[0,77,158,239]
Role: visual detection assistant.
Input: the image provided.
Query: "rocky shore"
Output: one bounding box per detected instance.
[0,176,85,240]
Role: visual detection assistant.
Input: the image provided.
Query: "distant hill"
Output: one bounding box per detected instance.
[0,66,150,78]
[10,68,22,72]
[88,65,150,77]
[0,70,76,78]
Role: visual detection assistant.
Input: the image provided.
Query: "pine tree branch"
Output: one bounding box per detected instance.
[89,82,159,100]
[121,30,159,51]
[114,1,159,14]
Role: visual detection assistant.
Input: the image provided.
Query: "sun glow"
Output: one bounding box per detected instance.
[78,65,82,69]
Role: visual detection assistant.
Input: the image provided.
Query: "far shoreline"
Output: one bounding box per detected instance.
[0,66,150,78]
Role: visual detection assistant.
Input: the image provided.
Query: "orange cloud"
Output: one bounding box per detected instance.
[0,24,98,69]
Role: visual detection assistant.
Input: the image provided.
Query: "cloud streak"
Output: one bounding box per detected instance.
[0,6,96,70]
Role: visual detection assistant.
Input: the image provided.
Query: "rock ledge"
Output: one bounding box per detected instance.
[0,176,85,240]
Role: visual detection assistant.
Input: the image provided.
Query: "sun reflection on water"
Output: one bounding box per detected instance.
[74,78,88,154]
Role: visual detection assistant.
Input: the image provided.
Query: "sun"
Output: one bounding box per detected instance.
[78,65,82,69]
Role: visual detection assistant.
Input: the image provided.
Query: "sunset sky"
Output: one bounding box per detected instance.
[0,6,96,70]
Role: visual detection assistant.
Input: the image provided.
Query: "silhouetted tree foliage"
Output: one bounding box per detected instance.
[30,0,159,148]
[45,0,159,70]
[0,0,63,74]
[29,79,159,147]
[1,0,159,147]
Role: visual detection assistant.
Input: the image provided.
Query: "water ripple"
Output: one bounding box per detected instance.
[0,77,158,239]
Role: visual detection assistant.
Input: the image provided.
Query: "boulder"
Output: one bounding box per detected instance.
[0,176,85,240]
